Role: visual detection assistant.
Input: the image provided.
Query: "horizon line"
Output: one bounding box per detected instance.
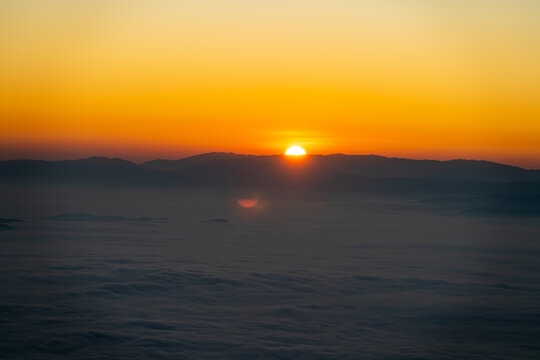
[2,152,538,171]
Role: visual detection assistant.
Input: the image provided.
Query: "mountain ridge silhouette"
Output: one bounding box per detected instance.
[141,152,539,181]
[1,153,539,195]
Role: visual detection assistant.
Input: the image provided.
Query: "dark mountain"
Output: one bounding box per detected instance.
[0,157,156,186]
[143,153,540,182]
[310,154,539,182]
[1,153,539,195]
[142,152,247,171]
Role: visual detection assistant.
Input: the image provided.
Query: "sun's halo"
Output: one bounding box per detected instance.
[285,146,306,156]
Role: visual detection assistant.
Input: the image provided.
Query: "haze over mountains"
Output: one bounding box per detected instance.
[143,153,540,181]
[1,153,539,194]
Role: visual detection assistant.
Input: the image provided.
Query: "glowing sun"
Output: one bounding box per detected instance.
[285,146,306,156]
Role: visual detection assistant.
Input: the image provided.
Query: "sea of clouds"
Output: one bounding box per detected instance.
[1,187,539,359]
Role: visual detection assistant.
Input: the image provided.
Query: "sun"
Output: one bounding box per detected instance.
[285,146,306,156]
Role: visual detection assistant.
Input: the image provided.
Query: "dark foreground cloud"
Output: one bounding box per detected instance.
[0,188,539,359]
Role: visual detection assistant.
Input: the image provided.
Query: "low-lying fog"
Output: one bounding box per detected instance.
[1,186,539,359]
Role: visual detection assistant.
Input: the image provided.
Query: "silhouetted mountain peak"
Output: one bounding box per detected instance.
[142,152,260,171]
[66,157,138,167]
[1,153,539,193]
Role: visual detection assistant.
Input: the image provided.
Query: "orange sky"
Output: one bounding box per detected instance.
[1,1,540,168]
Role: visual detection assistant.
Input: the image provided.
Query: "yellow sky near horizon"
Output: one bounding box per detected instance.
[1,0,540,167]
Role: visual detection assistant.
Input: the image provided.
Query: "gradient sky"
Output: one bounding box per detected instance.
[1,0,539,167]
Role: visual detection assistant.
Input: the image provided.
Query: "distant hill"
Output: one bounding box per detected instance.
[142,153,539,182]
[1,153,539,195]
[0,157,156,186]
[142,152,248,171]
[312,154,539,182]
